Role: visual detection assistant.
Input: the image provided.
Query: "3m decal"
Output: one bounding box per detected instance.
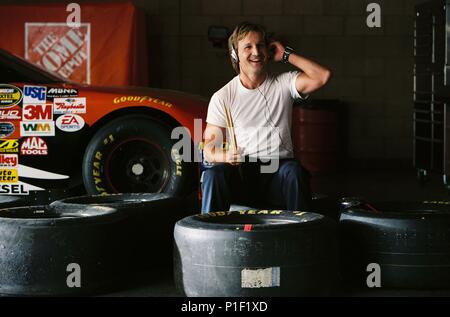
[0,85,22,108]
[20,121,55,137]
[56,114,85,132]
[0,122,15,138]
[0,169,19,183]
[0,140,19,153]
[22,104,53,121]
[25,23,91,84]
[47,88,78,98]
[0,154,18,168]
[53,97,86,114]
[0,108,21,120]
[113,96,173,108]
[21,137,48,155]
[23,86,46,104]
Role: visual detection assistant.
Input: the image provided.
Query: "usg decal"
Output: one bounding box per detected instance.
[23,85,46,104]
[0,122,15,138]
[56,114,85,132]
[0,154,18,168]
[20,121,55,137]
[0,85,22,108]
[54,97,86,114]
[21,137,48,155]
[0,140,19,153]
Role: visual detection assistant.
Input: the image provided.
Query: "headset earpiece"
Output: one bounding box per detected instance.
[230,47,239,63]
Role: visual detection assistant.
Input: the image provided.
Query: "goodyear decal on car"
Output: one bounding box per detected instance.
[0,85,22,108]
[0,139,19,153]
[0,122,15,138]
[201,210,284,218]
[113,96,173,108]
[0,169,19,183]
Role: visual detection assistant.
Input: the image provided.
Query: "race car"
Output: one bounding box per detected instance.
[0,48,208,201]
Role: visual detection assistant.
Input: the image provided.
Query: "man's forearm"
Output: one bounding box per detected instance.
[288,53,331,85]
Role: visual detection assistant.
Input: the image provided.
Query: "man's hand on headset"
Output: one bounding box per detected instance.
[268,41,285,62]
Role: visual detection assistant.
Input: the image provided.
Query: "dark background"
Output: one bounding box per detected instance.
[0,0,428,168]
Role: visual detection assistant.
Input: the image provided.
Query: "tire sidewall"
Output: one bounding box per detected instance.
[82,116,190,196]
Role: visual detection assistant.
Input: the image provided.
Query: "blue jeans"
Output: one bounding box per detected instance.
[201,159,312,213]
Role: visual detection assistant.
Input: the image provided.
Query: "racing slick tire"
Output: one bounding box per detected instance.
[0,204,126,296]
[174,210,338,297]
[50,193,197,271]
[340,200,450,289]
[82,115,196,197]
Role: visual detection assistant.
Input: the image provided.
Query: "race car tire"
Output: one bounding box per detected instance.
[50,193,197,271]
[174,210,338,297]
[340,200,450,289]
[82,115,196,196]
[0,204,126,296]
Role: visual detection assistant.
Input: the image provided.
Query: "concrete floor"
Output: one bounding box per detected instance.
[102,167,450,297]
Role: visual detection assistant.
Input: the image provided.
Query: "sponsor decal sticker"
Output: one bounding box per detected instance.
[21,137,48,155]
[0,122,15,138]
[25,23,91,84]
[0,108,21,120]
[0,154,18,168]
[0,183,28,195]
[113,96,173,108]
[0,139,19,153]
[0,169,19,183]
[20,121,55,137]
[0,85,23,108]
[56,114,85,132]
[22,104,53,121]
[23,85,46,104]
[47,88,78,98]
[54,97,86,114]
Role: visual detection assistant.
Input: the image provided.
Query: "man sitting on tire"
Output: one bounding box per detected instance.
[201,22,331,213]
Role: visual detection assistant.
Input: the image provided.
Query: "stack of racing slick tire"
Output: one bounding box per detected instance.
[0,193,196,296]
[174,210,339,297]
[339,198,450,289]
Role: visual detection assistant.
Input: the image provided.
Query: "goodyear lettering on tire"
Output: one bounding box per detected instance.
[171,148,183,177]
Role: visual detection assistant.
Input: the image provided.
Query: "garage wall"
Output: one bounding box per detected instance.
[1,0,427,165]
[134,0,425,165]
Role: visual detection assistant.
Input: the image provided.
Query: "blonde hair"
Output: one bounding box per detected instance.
[228,22,267,74]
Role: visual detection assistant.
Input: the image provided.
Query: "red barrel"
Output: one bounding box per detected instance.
[292,101,342,175]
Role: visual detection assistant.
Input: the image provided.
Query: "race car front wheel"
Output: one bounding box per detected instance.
[82,115,195,196]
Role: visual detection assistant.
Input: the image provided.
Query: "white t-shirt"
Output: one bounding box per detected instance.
[206,71,303,160]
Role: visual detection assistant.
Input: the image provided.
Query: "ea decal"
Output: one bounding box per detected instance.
[0,85,22,108]
[0,122,15,138]
[56,114,85,132]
